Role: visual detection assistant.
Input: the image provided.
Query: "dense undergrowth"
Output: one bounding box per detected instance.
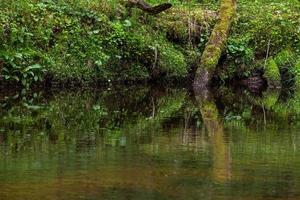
[223,0,300,86]
[0,0,299,88]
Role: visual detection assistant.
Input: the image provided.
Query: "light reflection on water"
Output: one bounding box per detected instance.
[0,86,300,200]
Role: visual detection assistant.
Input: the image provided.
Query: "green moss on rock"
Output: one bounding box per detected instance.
[264,58,280,85]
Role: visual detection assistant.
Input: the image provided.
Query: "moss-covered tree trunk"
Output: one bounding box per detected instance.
[193,0,236,90]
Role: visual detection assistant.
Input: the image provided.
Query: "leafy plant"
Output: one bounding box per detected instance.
[0,51,46,88]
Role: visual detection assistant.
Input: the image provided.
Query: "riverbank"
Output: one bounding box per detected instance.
[0,0,299,88]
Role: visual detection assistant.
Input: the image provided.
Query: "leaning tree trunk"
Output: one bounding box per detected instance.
[193,0,236,91]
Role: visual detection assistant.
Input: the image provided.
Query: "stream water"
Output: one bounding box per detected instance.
[0,85,300,200]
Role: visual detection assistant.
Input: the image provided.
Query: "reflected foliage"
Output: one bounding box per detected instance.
[1,86,300,199]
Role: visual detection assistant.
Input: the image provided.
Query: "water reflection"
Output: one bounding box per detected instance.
[0,86,300,199]
[194,90,231,183]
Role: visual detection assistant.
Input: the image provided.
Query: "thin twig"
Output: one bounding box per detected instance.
[264,39,271,67]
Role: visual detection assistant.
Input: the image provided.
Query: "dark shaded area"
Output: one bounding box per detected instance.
[126,0,172,15]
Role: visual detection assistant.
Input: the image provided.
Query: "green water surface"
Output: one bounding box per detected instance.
[0,86,300,200]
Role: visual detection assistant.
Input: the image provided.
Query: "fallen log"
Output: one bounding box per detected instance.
[126,0,172,15]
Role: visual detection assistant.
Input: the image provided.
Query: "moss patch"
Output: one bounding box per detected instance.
[264,58,280,85]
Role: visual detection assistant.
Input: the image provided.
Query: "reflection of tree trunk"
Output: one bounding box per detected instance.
[183,110,191,145]
[183,113,198,147]
[0,133,4,144]
[151,97,156,118]
[195,90,231,182]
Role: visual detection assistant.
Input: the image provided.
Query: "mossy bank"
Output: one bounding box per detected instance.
[0,0,299,88]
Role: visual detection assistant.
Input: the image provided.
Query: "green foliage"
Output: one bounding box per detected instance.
[264,58,280,83]
[295,58,300,86]
[225,0,300,82]
[226,37,254,66]
[0,0,112,83]
[0,0,190,87]
[0,0,299,87]
[274,50,298,86]
[0,50,46,88]
[274,50,296,67]
[158,43,187,77]
[232,1,300,56]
